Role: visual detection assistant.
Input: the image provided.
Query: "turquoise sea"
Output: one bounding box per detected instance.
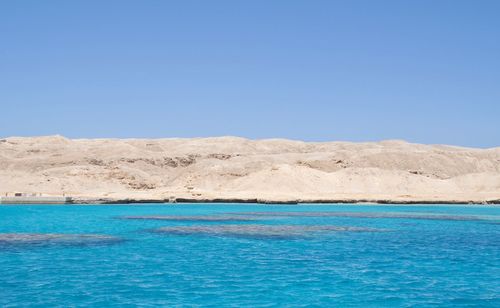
[1,204,499,307]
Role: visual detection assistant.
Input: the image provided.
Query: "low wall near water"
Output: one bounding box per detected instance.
[0,196,73,204]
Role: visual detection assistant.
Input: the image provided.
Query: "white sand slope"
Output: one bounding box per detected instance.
[0,136,499,203]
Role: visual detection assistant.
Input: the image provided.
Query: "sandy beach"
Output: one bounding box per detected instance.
[0,135,499,204]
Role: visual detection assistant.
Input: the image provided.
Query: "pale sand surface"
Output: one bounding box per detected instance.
[0,135,499,204]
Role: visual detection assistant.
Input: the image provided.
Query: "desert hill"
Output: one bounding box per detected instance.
[1,136,499,203]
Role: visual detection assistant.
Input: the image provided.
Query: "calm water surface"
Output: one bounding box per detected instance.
[1,204,499,307]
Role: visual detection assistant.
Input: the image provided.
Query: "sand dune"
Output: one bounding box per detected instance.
[0,135,499,203]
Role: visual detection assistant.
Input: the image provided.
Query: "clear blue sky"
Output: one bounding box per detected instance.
[1,1,499,147]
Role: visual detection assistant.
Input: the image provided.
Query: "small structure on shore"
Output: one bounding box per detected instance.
[0,193,73,204]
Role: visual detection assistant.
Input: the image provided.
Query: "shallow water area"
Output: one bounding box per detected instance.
[0,203,499,306]
[152,224,384,239]
[120,215,257,222]
[233,210,498,221]
[0,233,122,248]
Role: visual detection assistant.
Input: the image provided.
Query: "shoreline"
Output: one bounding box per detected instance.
[77,196,500,205]
[2,197,498,205]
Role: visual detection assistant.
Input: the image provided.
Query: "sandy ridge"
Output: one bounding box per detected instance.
[0,135,499,204]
